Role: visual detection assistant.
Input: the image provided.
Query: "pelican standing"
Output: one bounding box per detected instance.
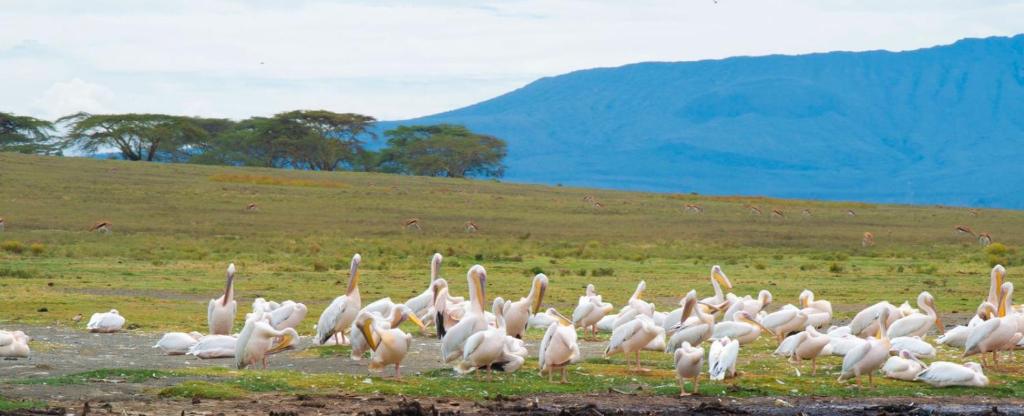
[773,326,830,375]
[153,332,203,355]
[404,253,444,323]
[673,342,704,396]
[708,337,739,381]
[849,301,899,338]
[964,283,1023,367]
[573,285,613,339]
[700,265,733,314]
[538,308,580,383]
[441,265,489,363]
[349,305,424,360]
[605,315,659,372]
[208,263,238,335]
[87,309,125,333]
[455,290,525,379]
[969,265,1005,327]
[613,281,653,329]
[316,254,363,345]
[761,307,808,343]
[502,273,548,339]
[887,291,943,338]
[722,290,772,321]
[354,310,416,378]
[915,362,989,387]
[838,308,892,387]
[882,350,927,381]
[235,313,299,369]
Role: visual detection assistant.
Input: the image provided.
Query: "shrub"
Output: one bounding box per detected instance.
[575,269,587,276]
[829,262,844,273]
[29,243,44,255]
[988,254,1009,268]
[591,268,615,277]
[985,243,1010,257]
[312,260,328,272]
[1,240,25,254]
[528,266,545,275]
[754,262,767,270]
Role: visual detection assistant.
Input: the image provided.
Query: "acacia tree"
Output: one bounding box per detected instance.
[0,112,59,154]
[275,110,377,171]
[378,124,507,178]
[59,112,209,161]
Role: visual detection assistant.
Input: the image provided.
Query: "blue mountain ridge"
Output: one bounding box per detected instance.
[381,35,1024,209]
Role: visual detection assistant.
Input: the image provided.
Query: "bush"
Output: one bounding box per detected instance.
[754,262,767,270]
[829,262,844,273]
[312,260,328,272]
[988,254,1009,268]
[528,266,545,276]
[29,243,45,255]
[591,268,615,277]
[1,240,24,254]
[575,269,587,276]
[985,243,1010,257]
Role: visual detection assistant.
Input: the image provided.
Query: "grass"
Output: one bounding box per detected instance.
[0,397,46,411]
[1,152,1024,400]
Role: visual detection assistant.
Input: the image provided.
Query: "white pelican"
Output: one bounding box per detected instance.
[538,308,580,383]
[827,332,868,357]
[267,300,307,331]
[700,265,734,315]
[353,310,415,378]
[252,297,279,315]
[937,325,972,349]
[882,350,926,381]
[849,301,899,338]
[404,253,444,323]
[761,307,807,343]
[887,292,943,338]
[0,330,30,358]
[722,290,772,322]
[208,263,238,335]
[596,315,617,333]
[838,308,892,386]
[713,311,771,345]
[773,326,830,375]
[798,290,832,328]
[432,279,464,336]
[915,362,988,387]
[153,332,202,355]
[969,265,1005,327]
[604,315,659,372]
[235,313,299,369]
[87,309,125,333]
[316,254,363,346]
[673,341,704,396]
[350,305,424,360]
[502,273,548,339]
[572,286,614,339]
[665,290,714,352]
[964,284,1023,367]
[613,281,653,329]
[441,265,489,363]
[708,337,739,381]
[455,290,525,379]
[889,336,936,358]
[187,335,237,359]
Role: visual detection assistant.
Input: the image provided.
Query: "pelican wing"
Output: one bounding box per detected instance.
[316,296,348,344]
[887,314,930,338]
[761,309,797,330]
[441,315,484,362]
[710,341,738,380]
[538,322,557,369]
[713,321,755,340]
[964,319,1000,355]
[607,319,642,353]
[773,332,805,357]
[572,301,596,325]
[937,325,970,348]
[916,362,975,384]
[840,339,872,375]
[0,332,13,348]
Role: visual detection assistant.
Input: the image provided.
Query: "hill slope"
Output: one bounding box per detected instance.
[390,35,1024,208]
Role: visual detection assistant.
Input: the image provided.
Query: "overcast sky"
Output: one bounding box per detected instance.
[2,0,1023,121]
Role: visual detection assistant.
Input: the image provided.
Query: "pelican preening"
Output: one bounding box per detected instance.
[712,311,771,346]
[665,290,714,352]
[349,304,424,361]
[87,309,125,333]
[538,308,580,383]
[964,283,1023,367]
[761,307,808,344]
[316,254,363,346]
[882,350,927,381]
[699,265,733,314]
[673,341,703,395]
[605,314,660,372]
[708,337,739,381]
[0,330,30,358]
[353,308,417,378]
[234,313,299,369]
[572,284,613,339]
[501,273,548,339]
[838,308,892,386]
[441,265,489,364]
[722,290,771,322]
[773,326,830,375]
[208,263,238,335]
[887,292,943,338]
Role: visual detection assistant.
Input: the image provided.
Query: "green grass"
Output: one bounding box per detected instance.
[0,397,47,411]
[1,152,1024,400]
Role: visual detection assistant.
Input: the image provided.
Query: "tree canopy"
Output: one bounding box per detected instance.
[0,112,59,155]
[378,124,507,178]
[58,112,214,162]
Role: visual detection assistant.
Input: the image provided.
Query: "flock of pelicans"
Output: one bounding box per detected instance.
[2,254,1022,396]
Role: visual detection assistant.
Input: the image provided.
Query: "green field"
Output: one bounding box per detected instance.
[1,152,1023,403]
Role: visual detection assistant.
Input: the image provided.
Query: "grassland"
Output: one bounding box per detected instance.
[1,152,1023,404]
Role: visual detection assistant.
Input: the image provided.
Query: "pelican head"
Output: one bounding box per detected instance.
[736,311,773,336]
[531,274,549,314]
[759,290,773,307]
[711,265,732,290]
[468,265,487,311]
[393,304,426,330]
[223,263,237,306]
[431,253,443,281]
[633,280,647,301]
[109,309,119,315]
[964,362,984,375]
[356,312,378,351]
[998,282,1013,318]
[977,302,996,320]
[430,278,449,305]
[921,291,944,334]
[799,289,813,308]
[347,254,362,295]
[875,308,891,339]
[545,308,572,326]
[585,284,596,297]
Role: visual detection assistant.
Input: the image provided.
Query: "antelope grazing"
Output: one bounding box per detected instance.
[245,202,259,212]
[954,225,975,236]
[464,221,479,233]
[403,218,422,231]
[969,209,979,217]
[801,209,812,217]
[592,201,605,209]
[862,232,875,247]
[978,232,992,247]
[770,209,785,219]
[684,204,704,214]
[90,221,112,234]
[0,217,5,232]
[583,195,595,203]
[746,205,762,216]
[846,209,857,217]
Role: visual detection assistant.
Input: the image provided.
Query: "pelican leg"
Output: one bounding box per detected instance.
[333,333,340,346]
[868,372,873,386]
[488,366,494,381]
[811,357,818,376]
[561,366,568,384]
[693,377,700,395]
[548,366,553,382]
[678,377,689,396]
[262,356,268,369]
[993,351,999,369]
[395,364,401,379]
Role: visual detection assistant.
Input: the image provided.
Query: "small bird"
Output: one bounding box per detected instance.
[71,313,83,323]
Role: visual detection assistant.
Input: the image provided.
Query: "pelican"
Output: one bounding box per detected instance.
[722,290,772,321]
[665,290,714,352]
[889,336,936,358]
[613,281,653,329]
[712,311,770,345]
[354,310,415,378]
[573,285,614,339]
[350,305,424,361]
[700,265,733,314]
[208,263,238,335]
[964,283,1023,367]
[502,273,548,339]
[153,332,203,355]
[849,301,899,338]
[605,315,659,372]
[937,325,972,348]
[708,337,739,381]
[882,350,927,381]
[887,292,943,338]
[673,342,704,396]
[915,362,988,387]
[761,307,808,343]
[87,309,125,333]
[235,313,299,369]
[838,308,892,387]
[455,290,525,379]
[252,297,279,315]
[267,301,307,331]
[316,254,363,346]
[774,326,831,375]
[596,315,617,333]
[538,308,580,383]
[0,330,30,358]
[799,290,832,328]
[441,265,489,363]
[187,335,237,359]
[827,332,868,357]
[404,253,444,323]
[432,279,464,336]
[970,265,1006,327]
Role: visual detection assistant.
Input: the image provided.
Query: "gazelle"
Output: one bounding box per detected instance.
[90,221,112,234]
[245,202,259,212]
[771,209,785,219]
[954,225,975,236]
[684,204,704,214]
[801,209,812,217]
[746,205,762,216]
[464,221,479,233]
[969,209,979,217]
[862,232,875,247]
[592,201,605,209]
[403,218,422,231]
[978,232,992,247]
[0,217,5,232]
[846,209,857,217]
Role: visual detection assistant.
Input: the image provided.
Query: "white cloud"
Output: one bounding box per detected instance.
[1,0,1023,120]
[32,78,115,120]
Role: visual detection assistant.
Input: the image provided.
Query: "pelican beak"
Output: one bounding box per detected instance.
[531,278,547,314]
[931,299,945,334]
[550,309,572,326]
[407,313,426,331]
[714,269,733,290]
[347,254,362,295]
[742,314,774,337]
[267,333,295,354]
[474,268,487,309]
[360,319,377,351]
[680,296,696,323]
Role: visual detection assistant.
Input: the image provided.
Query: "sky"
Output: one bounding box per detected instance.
[2,0,1024,122]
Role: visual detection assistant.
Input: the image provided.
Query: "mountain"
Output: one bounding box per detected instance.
[387,35,1024,209]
